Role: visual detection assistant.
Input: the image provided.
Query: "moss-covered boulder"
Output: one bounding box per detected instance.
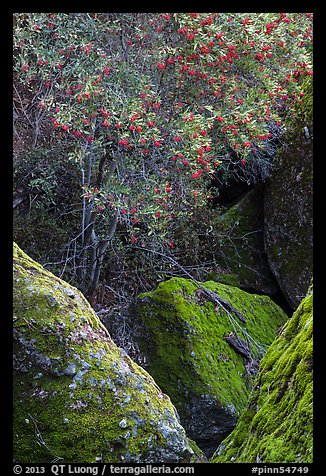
[215,185,278,295]
[13,243,206,463]
[264,78,313,310]
[211,285,313,463]
[130,277,287,456]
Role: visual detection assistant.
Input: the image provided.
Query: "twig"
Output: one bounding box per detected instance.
[27,413,63,463]
[133,246,268,364]
[198,287,247,323]
[134,246,247,323]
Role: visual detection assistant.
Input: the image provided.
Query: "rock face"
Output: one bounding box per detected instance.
[13,243,206,463]
[264,79,313,310]
[214,184,278,295]
[211,285,313,463]
[130,277,287,457]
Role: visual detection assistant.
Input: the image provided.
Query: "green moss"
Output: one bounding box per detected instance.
[212,186,277,294]
[135,277,287,421]
[211,287,313,463]
[217,273,241,287]
[13,243,206,463]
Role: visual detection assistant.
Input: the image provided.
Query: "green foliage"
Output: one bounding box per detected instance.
[14,146,75,205]
[13,12,313,293]
[13,12,313,218]
[13,145,81,265]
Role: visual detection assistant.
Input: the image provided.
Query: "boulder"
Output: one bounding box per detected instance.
[264,78,313,310]
[13,243,206,463]
[130,277,287,457]
[214,184,278,295]
[211,285,313,463]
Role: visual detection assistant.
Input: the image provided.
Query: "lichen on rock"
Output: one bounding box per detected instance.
[211,285,313,463]
[214,184,278,295]
[264,77,313,310]
[130,277,288,457]
[13,243,206,463]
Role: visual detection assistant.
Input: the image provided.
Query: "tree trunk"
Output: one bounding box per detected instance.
[76,149,118,301]
[86,210,118,303]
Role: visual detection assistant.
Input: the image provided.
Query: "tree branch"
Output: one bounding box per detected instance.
[133,246,246,324]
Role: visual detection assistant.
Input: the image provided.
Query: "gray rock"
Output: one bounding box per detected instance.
[129,277,287,459]
[264,81,313,310]
[64,288,76,298]
[119,419,128,428]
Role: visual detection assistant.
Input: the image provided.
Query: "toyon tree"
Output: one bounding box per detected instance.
[13,12,313,300]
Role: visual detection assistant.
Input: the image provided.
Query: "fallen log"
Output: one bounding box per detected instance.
[223,331,251,359]
[198,286,247,323]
